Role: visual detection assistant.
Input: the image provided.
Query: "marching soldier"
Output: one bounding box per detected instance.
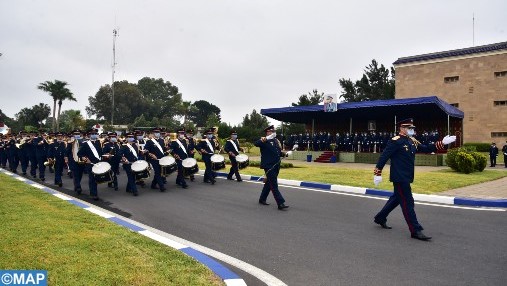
[7,133,19,173]
[67,129,85,194]
[102,132,121,191]
[47,132,67,187]
[27,132,38,178]
[33,132,49,181]
[0,135,7,168]
[224,130,243,182]
[171,128,189,189]
[255,125,289,210]
[197,128,217,184]
[144,127,167,192]
[186,129,197,182]
[18,131,30,175]
[372,118,456,241]
[119,132,139,196]
[78,129,103,200]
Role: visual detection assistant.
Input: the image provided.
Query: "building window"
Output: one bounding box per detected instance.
[468,86,474,93]
[494,71,507,78]
[444,76,459,83]
[492,132,507,137]
[494,100,507,106]
[450,103,459,108]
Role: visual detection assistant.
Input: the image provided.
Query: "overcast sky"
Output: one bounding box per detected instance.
[1,0,506,126]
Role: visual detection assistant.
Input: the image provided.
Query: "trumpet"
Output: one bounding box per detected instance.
[44,158,55,167]
[16,138,28,149]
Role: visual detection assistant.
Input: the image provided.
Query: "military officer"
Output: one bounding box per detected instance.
[78,129,103,200]
[186,129,197,182]
[197,128,217,184]
[102,132,121,191]
[120,132,139,196]
[489,142,498,167]
[502,141,507,168]
[224,130,243,182]
[0,134,7,168]
[372,118,456,241]
[18,131,30,175]
[47,132,67,187]
[7,133,19,173]
[171,127,189,189]
[254,125,289,210]
[33,132,49,181]
[144,127,167,192]
[67,129,85,194]
[27,132,38,178]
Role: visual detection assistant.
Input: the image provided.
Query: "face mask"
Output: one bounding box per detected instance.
[187,134,193,138]
[178,134,185,140]
[407,129,415,137]
[110,138,117,143]
[207,134,213,139]
[154,133,160,138]
[266,132,276,140]
[90,134,98,140]
[127,137,135,143]
[231,135,237,140]
[136,135,143,140]
[74,135,81,140]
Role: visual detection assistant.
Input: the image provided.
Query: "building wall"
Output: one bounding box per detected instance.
[395,51,507,143]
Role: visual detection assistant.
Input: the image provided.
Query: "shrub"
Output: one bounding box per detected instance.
[446,147,487,173]
[462,143,490,152]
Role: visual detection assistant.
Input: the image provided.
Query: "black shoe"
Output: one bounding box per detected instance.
[40,177,45,182]
[114,187,118,191]
[91,195,99,201]
[58,182,63,187]
[107,182,113,188]
[211,179,216,185]
[182,184,188,189]
[160,188,166,192]
[22,172,27,175]
[278,203,289,210]
[227,177,234,180]
[32,175,36,178]
[190,176,195,182]
[374,220,392,229]
[203,180,210,183]
[411,231,432,241]
[237,179,243,182]
[126,188,132,193]
[75,188,82,195]
[133,192,138,196]
[151,185,158,190]
[259,200,270,205]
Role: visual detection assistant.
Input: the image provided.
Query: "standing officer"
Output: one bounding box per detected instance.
[254,125,289,210]
[372,118,456,241]
[67,129,85,194]
[27,132,38,178]
[198,128,217,184]
[102,132,121,191]
[489,142,499,167]
[120,132,139,196]
[0,134,7,168]
[186,129,197,182]
[502,141,507,168]
[7,133,19,173]
[47,132,67,187]
[33,132,49,181]
[78,129,103,200]
[144,127,167,192]
[18,131,30,175]
[171,127,189,189]
[225,130,243,182]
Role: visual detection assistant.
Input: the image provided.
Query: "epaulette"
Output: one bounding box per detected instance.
[391,136,400,141]
[409,137,421,147]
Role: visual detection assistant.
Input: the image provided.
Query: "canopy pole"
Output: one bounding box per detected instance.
[394,115,397,133]
[281,121,285,150]
[447,115,450,135]
[349,118,352,134]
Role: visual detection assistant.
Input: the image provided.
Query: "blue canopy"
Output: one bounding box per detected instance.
[260,96,464,124]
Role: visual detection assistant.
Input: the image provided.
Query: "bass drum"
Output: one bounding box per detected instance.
[210,154,226,171]
[131,160,150,181]
[236,154,249,169]
[92,162,113,184]
[159,156,177,176]
[182,158,199,176]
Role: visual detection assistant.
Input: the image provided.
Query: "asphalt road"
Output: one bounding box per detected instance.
[23,168,507,286]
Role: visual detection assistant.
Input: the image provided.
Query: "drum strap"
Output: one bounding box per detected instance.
[228,140,239,153]
[151,138,164,154]
[176,139,188,155]
[72,140,79,162]
[126,143,138,158]
[205,139,214,153]
[86,141,100,160]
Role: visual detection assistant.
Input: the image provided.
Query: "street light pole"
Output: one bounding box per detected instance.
[111,29,118,127]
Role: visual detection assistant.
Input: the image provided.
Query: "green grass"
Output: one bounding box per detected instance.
[205,162,507,195]
[478,152,505,164]
[0,173,224,286]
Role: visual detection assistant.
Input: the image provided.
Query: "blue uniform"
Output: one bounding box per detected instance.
[144,138,167,191]
[77,140,103,198]
[102,141,121,190]
[119,143,139,195]
[67,139,85,192]
[48,141,67,185]
[224,138,242,181]
[254,138,286,206]
[374,135,442,235]
[171,138,189,188]
[27,138,38,177]
[18,139,30,175]
[197,138,217,183]
[0,139,7,167]
[33,137,49,180]
[7,138,19,172]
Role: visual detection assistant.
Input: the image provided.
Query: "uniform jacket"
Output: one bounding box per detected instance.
[489,145,499,157]
[171,139,189,160]
[255,138,284,169]
[77,140,103,164]
[144,138,166,159]
[197,138,216,159]
[33,137,49,158]
[224,139,240,156]
[48,141,67,159]
[119,143,139,163]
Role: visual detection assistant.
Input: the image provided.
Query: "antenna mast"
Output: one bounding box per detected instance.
[472,13,475,46]
[112,29,118,126]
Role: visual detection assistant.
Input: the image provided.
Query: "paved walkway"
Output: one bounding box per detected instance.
[250,157,507,199]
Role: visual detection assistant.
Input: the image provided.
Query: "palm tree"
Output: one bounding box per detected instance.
[37,80,74,132]
[56,90,76,131]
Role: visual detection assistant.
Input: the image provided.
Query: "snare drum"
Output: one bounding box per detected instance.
[159,156,177,176]
[210,154,226,171]
[92,162,113,184]
[236,154,249,169]
[182,158,199,176]
[131,160,150,181]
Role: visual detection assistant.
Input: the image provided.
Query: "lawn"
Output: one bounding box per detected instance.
[0,173,224,286]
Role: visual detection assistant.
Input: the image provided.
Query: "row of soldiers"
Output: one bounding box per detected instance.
[284,130,443,152]
[0,127,244,200]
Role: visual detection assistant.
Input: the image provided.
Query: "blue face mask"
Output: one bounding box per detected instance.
[231,135,237,140]
[90,134,98,140]
[74,135,81,140]
[127,137,135,143]
[407,129,415,137]
[154,133,160,138]
[110,137,117,143]
[207,134,213,139]
[137,135,143,140]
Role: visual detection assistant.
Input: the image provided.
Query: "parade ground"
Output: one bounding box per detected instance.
[1,161,506,286]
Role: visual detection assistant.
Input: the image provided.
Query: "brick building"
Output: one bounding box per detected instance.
[394,42,507,143]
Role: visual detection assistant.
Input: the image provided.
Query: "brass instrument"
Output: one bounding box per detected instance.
[16,137,28,149]
[44,158,55,167]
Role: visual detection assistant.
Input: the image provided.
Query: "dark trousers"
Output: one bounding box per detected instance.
[109,160,120,189]
[504,155,507,168]
[85,164,98,197]
[20,151,29,173]
[175,160,187,187]
[490,156,496,167]
[259,165,285,206]
[36,156,46,179]
[149,159,165,189]
[9,152,19,172]
[228,156,241,180]
[29,154,37,176]
[123,164,138,193]
[374,182,423,234]
[0,151,6,167]
[54,158,64,184]
[70,162,84,191]
[203,156,215,182]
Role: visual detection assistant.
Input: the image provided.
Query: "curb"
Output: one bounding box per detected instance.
[212,171,507,208]
[0,168,247,286]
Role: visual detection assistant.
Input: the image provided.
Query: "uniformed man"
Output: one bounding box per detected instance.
[197,128,217,184]
[102,132,121,191]
[489,142,498,167]
[78,128,103,200]
[0,134,7,168]
[33,132,49,181]
[7,133,19,173]
[18,131,30,175]
[254,125,289,210]
[67,129,85,194]
[372,118,456,241]
[224,130,243,182]
[47,132,56,174]
[119,132,139,196]
[144,127,167,192]
[171,127,189,189]
[47,132,67,187]
[27,132,38,178]
[186,129,197,182]
[502,141,507,168]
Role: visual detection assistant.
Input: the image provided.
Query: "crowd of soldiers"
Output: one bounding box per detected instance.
[284,130,444,153]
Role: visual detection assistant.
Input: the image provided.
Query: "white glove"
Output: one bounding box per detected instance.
[442,135,456,145]
[373,175,382,186]
[286,151,293,157]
